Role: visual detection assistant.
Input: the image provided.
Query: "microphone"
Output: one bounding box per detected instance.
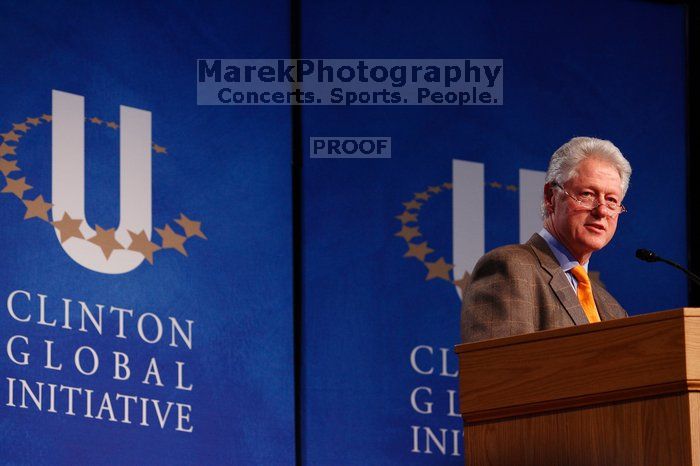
[635,249,700,286]
[635,249,658,263]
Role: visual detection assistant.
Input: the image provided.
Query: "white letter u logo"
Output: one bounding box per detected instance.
[51,90,152,274]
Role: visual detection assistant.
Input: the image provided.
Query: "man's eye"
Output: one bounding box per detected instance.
[606,198,619,205]
[580,192,594,198]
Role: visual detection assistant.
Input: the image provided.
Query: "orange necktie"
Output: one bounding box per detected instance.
[570,265,601,323]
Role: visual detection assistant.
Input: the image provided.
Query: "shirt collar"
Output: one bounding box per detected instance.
[538,228,588,273]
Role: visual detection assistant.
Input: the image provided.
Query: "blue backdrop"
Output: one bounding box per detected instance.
[300,0,686,464]
[1,1,293,464]
[0,1,689,465]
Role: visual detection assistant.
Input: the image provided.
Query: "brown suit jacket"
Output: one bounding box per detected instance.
[460,233,627,342]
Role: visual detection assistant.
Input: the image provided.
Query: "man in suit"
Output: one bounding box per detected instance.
[461,137,630,342]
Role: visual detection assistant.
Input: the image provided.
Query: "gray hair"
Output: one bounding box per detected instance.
[542,136,632,218]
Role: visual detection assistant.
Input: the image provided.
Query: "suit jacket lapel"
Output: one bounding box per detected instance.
[527,233,590,326]
[591,281,614,321]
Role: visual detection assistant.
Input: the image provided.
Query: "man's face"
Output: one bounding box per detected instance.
[545,157,623,264]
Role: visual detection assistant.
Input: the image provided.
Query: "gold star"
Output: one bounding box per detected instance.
[12,123,29,132]
[156,224,188,256]
[395,211,418,224]
[394,225,421,242]
[424,257,454,281]
[404,241,434,261]
[153,144,167,154]
[52,213,84,243]
[414,191,431,201]
[403,200,422,211]
[175,213,206,239]
[442,182,453,190]
[22,195,52,221]
[453,270,471,292]
[89,117,103,125]
[1,131,21,142]
[41,114,52,122]
[2,176,32,199]
[0,143,17,157]
[428,185,442,194]
[506,185,518,191]
[88,225,124,259]
[106,121,119,130]
[26,117,41,126]
[0,158,20,176]
[489,181,502,189]
[128,230,161,264]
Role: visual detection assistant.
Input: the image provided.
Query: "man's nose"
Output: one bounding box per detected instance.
[591,202,615,219]
[591,204,605,218]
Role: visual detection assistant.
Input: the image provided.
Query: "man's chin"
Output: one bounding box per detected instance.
[582,237,610,253]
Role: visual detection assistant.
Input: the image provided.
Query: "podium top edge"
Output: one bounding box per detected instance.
[454,307,700,354]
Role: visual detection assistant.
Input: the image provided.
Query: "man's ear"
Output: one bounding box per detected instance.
[543,182,555,214]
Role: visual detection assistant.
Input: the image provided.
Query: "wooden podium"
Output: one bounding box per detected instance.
[455,308,700,465]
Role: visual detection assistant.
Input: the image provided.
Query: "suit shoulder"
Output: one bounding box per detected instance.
[475,243,537,268]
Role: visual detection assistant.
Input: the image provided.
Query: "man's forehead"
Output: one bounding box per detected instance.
[565,158,621,186]
[566,170,623,194]
[577,158,619,175]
